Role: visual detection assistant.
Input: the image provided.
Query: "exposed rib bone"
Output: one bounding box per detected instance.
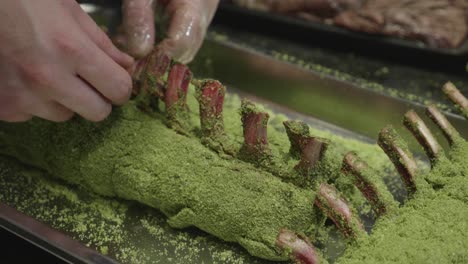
[284,120,310,159]
[443,82,468,119]
[378,126,418,194]
[276,229,320,264]
[403,110,442,165]
[131,49,171,112]
[295,136,329,175]
[195,80,235,155]
[131,57,148,84]
[240,100,270,162]
[342,152,397,217]
[165,63,192,133]
[196,80,226,138]
[141,49,171,97]
[426,105,461,147]
[314,183,366,239]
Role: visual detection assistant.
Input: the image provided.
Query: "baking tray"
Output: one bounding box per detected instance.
[190,36,468,145]
[0,91,382,264]
[78,0,468,56]
[215,2,468,72]
[0,203,118,264]
[77,0,468,71]
[0,6,382,262]
[1,2,467,264]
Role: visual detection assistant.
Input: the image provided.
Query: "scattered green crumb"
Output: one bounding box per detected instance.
[337,140,468,264]
[0,84,395,263]
[205,28,467,117]
[100,246,109,255]
[0,156,274,264]
[0,74,466,264]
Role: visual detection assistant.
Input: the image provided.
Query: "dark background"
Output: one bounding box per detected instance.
[0,227,66,264]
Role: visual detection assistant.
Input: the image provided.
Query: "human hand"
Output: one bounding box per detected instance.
[122,0,219,63]
[0,0,134,122]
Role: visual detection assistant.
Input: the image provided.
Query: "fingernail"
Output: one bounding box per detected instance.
[128,29,154,58]
[177,52,195,64]
[157,40,190,64]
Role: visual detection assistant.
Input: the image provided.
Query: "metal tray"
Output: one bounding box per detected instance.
[215,3,468,71]
[191,36,468,144]
[1,2,467,264]
[0,204,118,264]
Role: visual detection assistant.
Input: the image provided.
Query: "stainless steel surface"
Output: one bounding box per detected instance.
[0,156,277,264]
[0,92,373,263]
[0,203,117,264]
[0,3,466,264]
[191,38,468,153]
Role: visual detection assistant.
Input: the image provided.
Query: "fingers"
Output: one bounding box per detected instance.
[0,88,71,123]
[0,0,127,123]
[122,0,156,58]
[159,0,200,63]
[28,100,74,122]
[13,65,111,122]
[0,110,32,123]
[11,67,112,122]
[50,74,112,122]
[69,1,134,69]
[13,34,128,122]
[73,37,133,106]
[69,2,133,106]
[159,0,219,63]
[0,86,31,122]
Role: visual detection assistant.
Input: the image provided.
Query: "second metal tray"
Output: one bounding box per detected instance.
[215,3,468,72]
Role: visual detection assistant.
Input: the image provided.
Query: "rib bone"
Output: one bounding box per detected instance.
[426,105,461,147]
[314,183,366,239]
[295,136,329,175]
[403,110,443,165]
[342,152,397,216]
[378,126,418,194]
[196,80,226,138]
[165,63,193,133]
[443,82,468,119]
[276,229,320,264]
[284,120,311,159]
[240,100,270,162]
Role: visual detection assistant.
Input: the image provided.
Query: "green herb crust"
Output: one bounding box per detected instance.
[338,140,468,264]
[0,85,392,261]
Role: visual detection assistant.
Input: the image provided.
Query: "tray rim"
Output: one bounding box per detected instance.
[0,202,119,264]
[218,3,468,57]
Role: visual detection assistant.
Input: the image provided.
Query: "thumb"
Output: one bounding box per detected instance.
[159,0,219,64]
[122,0,156,58]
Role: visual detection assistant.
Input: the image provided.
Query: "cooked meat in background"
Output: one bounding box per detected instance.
[232,0,363,18]
[231,0,468,48]
[335,0,468,48]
